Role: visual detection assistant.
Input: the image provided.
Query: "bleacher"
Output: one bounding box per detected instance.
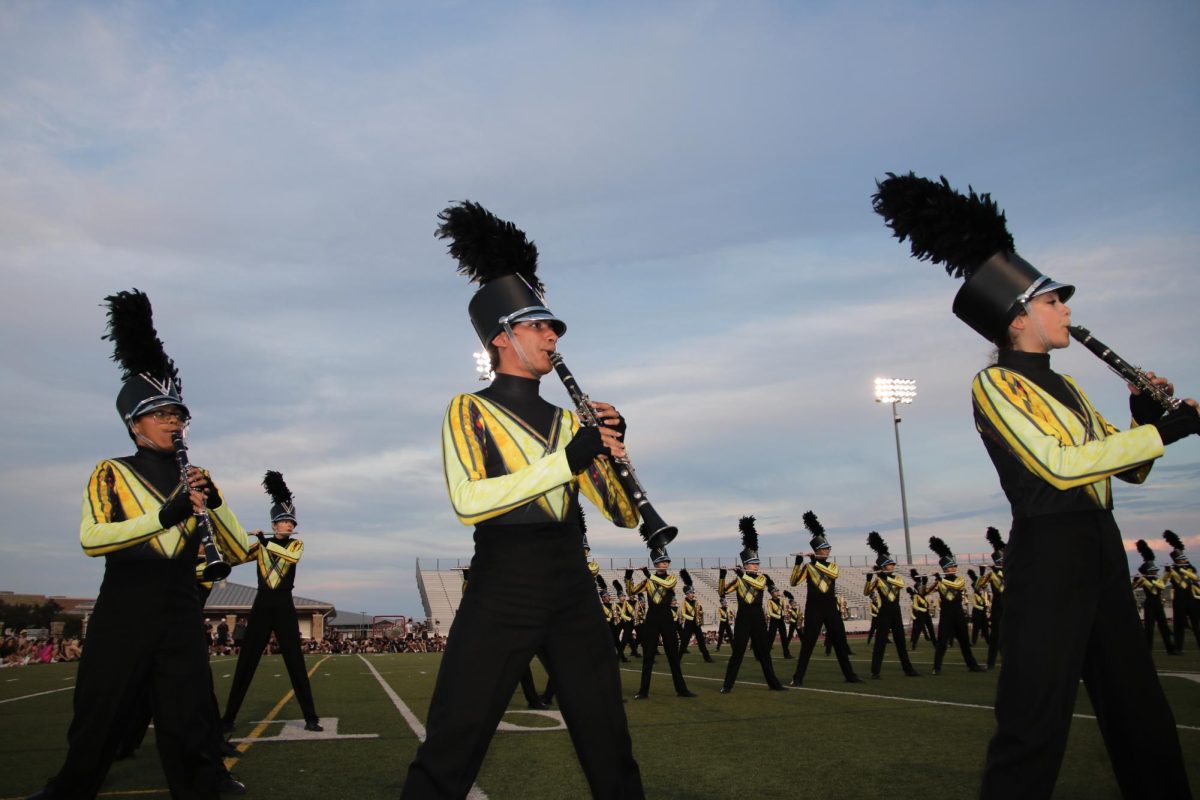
[415,554,997,633]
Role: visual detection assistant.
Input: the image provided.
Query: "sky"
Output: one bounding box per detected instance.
[3,0,1199,620]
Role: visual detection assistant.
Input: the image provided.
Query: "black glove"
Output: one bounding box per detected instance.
[158,492,193,529]
[565,427,610,473]
[809,554,819,563]
[794,555,802,566]
[1130,390,1167,426]
[719,568,727,578]
[624,568,633,580]
[255,531,268,546]
[641,566,650,576]
[1148,404,1200,446]
[203,479,223,510]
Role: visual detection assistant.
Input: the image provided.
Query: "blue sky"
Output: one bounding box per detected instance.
[2,1,1198,618]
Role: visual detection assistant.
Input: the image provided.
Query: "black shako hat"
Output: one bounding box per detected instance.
[642,522,670,565]
[738,516,761,566]
[867,531,895,569]
[263,470,297,525]
[929,536,957,570]
[986,527,1006,566]
[104,290,189,424]
[436,201,566,349]
[680,569,695,594]
[872,173,1074,342]
[803,510,830,553]
[1136,539,1159,576]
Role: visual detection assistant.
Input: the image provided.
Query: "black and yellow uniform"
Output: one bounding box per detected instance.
[865,571,918,678]
[718,569,784,692]
[926,567,983,674]
[765,588,792,658]
[790,557,860,685]
[614,582,637,661]
[984,528,1006,668]
[1164,533,1200,651]
[908,582,935,650]
[784,594,801,644]
[716,602,734,651]
[1132,571,1176,654]
[864,589,882,644]
[403,373,643,799]
[678,579,713,663]
[627,566,694,697]
[35,291,250,800]
[969,569,992,645]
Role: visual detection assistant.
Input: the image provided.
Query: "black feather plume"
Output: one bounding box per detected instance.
[577,506,587,535]
[906,587,914,596]
[639,522,654,545]
[866,531,889,557]
[680,569,693,587]
[872,172,1014,280]
[967,568,978,580]
[1136,539,1155,562]
[738,516,759,551]
[596,575,608,593]
[986,526,1005,552]
[612,579,623,593]
[262,471,293,505]
[1164,530,1185,551]
[784,591,794,601]
[801,511,824,537]
[435,201,542,290]
[103,289,179,384]
[928,536,954,561]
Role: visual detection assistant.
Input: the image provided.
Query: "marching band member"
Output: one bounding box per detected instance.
[968,568,992,646]
[626,533,696,699]
[864,532,919,679]
[925,538,985,676]
[984,528,1007,669]
[1164,530,1200,651]
[1132,540,1177,654]
[716,598,734,651]
[908,572,936,651]
[784,591,801,645]
[718,517,785,693]
[678,572,714,662]
[864,588,882,645]
[614,580,637,662]
[789,511,862,686]
[875,172,1195,798]
[765,583,793,659]
[402,202,643,799]
[222,471,321,734]
[32,290,250,799]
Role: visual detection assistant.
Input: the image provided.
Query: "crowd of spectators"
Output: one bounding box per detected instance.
[0,634,81,667]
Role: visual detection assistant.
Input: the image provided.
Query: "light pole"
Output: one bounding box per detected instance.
[874,378,917,564]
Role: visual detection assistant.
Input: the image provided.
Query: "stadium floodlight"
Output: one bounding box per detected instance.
[874,377,916,563]
[473,351,494,382]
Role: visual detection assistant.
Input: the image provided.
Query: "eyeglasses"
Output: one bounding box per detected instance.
[147,409,190,423]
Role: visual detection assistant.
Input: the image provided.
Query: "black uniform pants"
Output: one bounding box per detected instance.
[1173,590,1200,651]
[793,600,856,683]
[402,525,643,800]
[765,617,791,657]
[1142,596,1175,652]
[933,603,979,671]
[910,611,935,649]
[41,563,222,799]
[986,597,1003,668]
[222,595,318,726]
[971,607,991,644]
[722,603,783,690]
[716,621,733,650]
[638,605,689,695]
[982,510,1190,800]
[869,603,915,676]
[679,620,711,660]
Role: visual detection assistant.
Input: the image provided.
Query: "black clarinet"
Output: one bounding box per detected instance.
[1068,326,1182,412]
[548,352,678,550]
[172,431,232,580]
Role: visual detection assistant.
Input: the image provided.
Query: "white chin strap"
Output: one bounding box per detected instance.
[501,322,540,376]
[1019,299,1055,352]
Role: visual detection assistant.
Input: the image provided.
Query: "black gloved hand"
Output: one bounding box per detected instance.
[624,568,633,580]
[1130,390,1167,426]
[158,492,193,529]
[719,568,727,578]
[565,427,610,473]
[641,566,650,577]
[1148,404,1200,446]
[203,478,223,510]
[794,555,802,566]
[255,531,268,546]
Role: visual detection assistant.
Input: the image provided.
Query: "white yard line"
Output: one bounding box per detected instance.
[0,685,73,705]
[357,655,489,800]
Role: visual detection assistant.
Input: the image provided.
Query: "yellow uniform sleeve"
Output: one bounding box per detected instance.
[972,368,1163,491]
[206,482,251,566]
[265,538,302,564]
[719,577,736,596]
[627,577,648,596]
[790,562,807,587]
[80,461,172,556]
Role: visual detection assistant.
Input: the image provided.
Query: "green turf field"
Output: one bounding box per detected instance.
[2,643,1198,799]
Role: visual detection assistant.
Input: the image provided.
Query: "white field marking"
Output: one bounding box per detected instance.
[357,655,489,800]
[1161,672,1200,685]
[624,667,1200,732]
[0,685,73,705]
[496,709,566,732]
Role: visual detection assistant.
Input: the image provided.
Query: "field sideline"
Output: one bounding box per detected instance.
[2,644,1198,799]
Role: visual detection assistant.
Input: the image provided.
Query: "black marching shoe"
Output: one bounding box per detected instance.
[969,665,988,673]
[220,739,239,757]
[788,678,802,687]
[219,773,247,795]
[677,690,698,698]
[633,692,649,700]
[845,675,864,684]
[304,719,324,732]
[718,686,732,694]
[904,669,921,677]
[527,699,549,710]
[931,668,941,676]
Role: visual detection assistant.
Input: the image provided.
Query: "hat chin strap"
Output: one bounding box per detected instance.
[500,321,541,378]
[1017,299,1056,353]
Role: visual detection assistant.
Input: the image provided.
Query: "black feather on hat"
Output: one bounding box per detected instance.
[679,569,694,592]
[967,568,978,581]
[871,172,1073,343]
[986,526,1006,565]
[784,590,795,601]
[929,536,957,570]
[1137,539,1160,575]
[263,470,297,524]
[103,289,187,423]
[612,579,624,596]
[867,531,895,569]
[596,575,609,595]
[871,173,1013,280]
[738,516,761,565]
[803,510,830,552]
[642,522,670,564]
[1163,529,1189,565]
